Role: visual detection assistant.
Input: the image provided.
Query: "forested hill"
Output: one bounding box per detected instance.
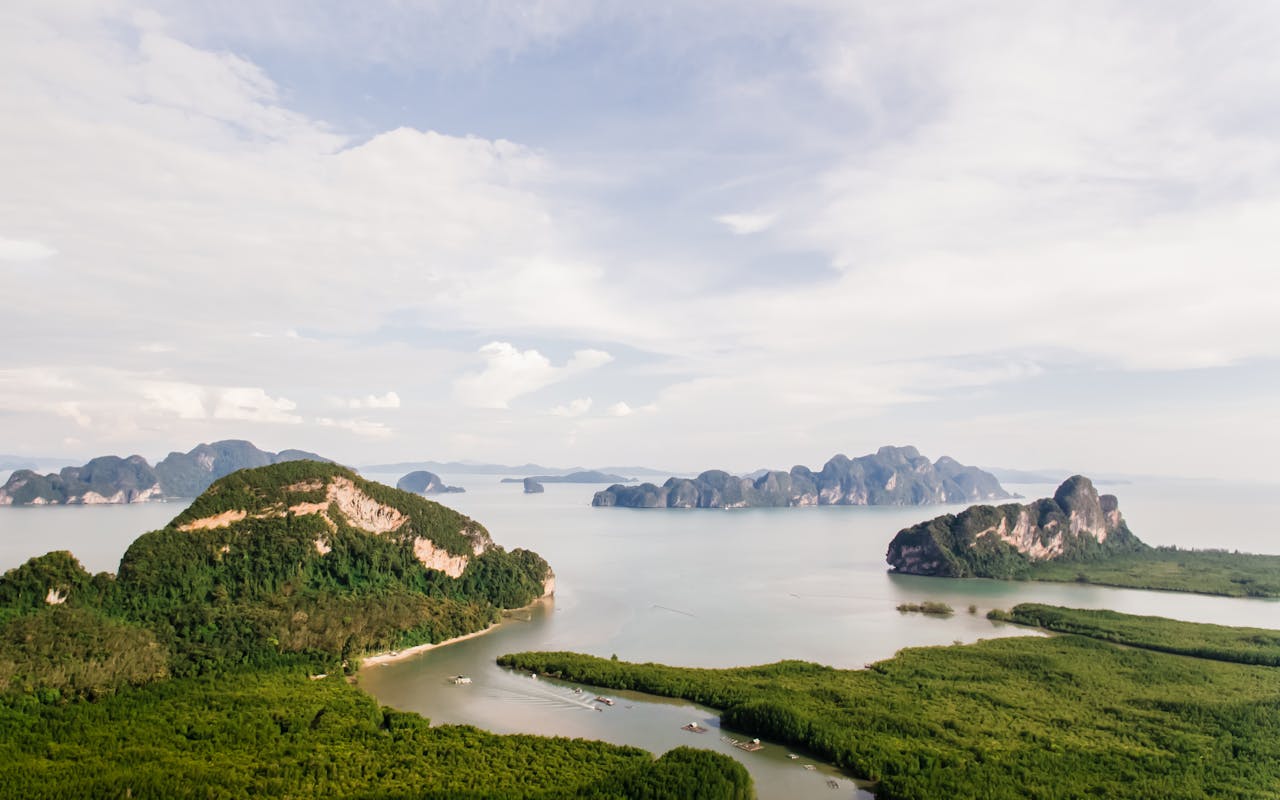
[0,462,750,799]
[592,445,1009,508]
[0,460,554,689]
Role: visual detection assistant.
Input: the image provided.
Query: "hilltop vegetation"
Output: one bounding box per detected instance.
[501,612,1280,800]
[0,461,553,689]
[0,461,750,798]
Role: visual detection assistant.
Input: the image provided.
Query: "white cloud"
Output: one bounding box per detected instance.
[316,416,392,438]
[608,401,633,417]
[454,342,613,409]
[54,401,92,428]
[0,236,56,262]
[142,382,300,424]
[551,397,592,417]
[714,212,775,235]
[344,391,401,409]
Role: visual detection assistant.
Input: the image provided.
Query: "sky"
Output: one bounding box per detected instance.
[2,1,1279,480]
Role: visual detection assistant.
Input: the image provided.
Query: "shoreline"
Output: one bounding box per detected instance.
[359,595,552,668]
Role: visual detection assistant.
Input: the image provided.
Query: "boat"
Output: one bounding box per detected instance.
[451,675,472,685]
[680,722,708,733]
[731,738,764,752]
[594,696,615,706]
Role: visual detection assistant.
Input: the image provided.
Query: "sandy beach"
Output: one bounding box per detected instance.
[359,595,551,668]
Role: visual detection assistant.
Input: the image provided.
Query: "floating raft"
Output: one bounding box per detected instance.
[724,737,763,752]
[680,722,709,733]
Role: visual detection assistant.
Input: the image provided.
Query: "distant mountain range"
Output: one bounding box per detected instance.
[592,446,1010,508]
[0,440,330,505]
[499,471,633,485]
[361,460,670,477]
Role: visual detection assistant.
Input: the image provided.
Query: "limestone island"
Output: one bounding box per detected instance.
[0,439,329,505]
[522,478,545,494]
[591,445,1009,508]
[395,470,465,495]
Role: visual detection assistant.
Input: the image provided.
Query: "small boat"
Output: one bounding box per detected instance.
[594,696,615,706]
[451,675,472,685]
[680,722,708,733]
[787,754,799,760]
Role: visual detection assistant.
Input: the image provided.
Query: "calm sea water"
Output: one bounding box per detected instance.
[2,474,1277,798]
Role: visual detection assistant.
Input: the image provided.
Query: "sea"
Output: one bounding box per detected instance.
[2,472,1277,799]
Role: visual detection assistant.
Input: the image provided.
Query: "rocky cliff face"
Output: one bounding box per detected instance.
[0,441,331,505]
[395,470,465,495]
[0,456,162,506]
[591,446,1009,509]
[885,475,1145,578]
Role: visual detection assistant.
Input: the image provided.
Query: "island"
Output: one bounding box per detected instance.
[0,460,747,797]
[0,439,330,505]
[395,470,465,495]
[885,475,1280,596]
[591,445,1009,508]
[501,470,632,484]
[500,605,1280,799]
[523,477,545,494]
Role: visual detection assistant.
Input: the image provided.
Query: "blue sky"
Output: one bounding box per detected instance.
[2,1,1278,480]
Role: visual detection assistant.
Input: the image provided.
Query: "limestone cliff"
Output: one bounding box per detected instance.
[885,475,1146,578]
[591,446,1009,508]
[0,440,331,506]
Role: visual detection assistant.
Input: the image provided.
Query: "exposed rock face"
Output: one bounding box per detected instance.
[0,441,331,505]
[591,446,1009,509]
[885,475,1146,578]
[171,465,495,576]
[523,478,545,494]
[396,470,465,495]
[155,440,330,498]
[0,456,162,506]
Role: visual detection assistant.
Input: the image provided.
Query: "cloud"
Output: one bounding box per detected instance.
[714,213,775,235]
[344,391,401,409]
[54,401,92,428]
[551,397,592,417]
[316,416,393,438]
[0,236,56,262]
[142,382,301,423]
[607,401,633,417]
[454,342,613,408]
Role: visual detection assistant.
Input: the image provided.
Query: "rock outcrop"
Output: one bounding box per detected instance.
[0,440,330,506]
[523,478,545,494]
[885,475,1146,578]
[592,446,1009,508]
[395,470,465,495]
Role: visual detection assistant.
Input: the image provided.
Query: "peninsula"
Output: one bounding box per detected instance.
[592,445,1009,508]
[501,470,632,484]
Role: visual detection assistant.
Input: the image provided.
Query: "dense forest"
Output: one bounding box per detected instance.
[500,612,1280,800]
[1024,546,1280,597]
[992,603,1280,666]
[0,667,752,799]
[0,462,752,797]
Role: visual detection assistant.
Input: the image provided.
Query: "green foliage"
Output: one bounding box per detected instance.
[0,606,167,698]
[896,601,953,615]
[0,668,750,799]
[994,603,1280,666]
[0,551,111,617]
[501,627,1280,800]
[1026,547,1280,597]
